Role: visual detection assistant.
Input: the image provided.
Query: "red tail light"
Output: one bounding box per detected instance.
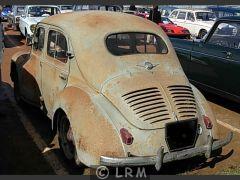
[203,115,213,129]
[120,128,134,145]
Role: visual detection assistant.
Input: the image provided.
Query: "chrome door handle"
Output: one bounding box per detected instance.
[221,51,232,58]
[59,73,67,81]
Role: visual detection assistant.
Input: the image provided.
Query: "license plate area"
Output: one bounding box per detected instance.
[165,119,198,152]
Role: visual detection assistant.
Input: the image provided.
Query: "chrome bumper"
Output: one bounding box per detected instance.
[100,132,233,171]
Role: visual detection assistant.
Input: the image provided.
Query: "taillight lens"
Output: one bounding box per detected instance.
[203,115,213,129]
[120,128,134,145]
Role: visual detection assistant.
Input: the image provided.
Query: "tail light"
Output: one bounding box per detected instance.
[120,128,134,145]
[203,115,213,129]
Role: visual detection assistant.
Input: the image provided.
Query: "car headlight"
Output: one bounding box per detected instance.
[30,24,36,33]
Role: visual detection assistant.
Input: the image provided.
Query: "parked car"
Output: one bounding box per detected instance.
[208,6,240,18]
[19,5,61,38]
[58,5,73,13]
[73,5,122,12]
[7,5,25,30]
[170,16,240,103]
[1,6,12,21]
[169,9,216,38]
[159,17,190,38]
[10,11,232,169]
[159,6,178,17]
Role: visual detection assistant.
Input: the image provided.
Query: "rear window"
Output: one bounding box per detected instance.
[106,33,168,56]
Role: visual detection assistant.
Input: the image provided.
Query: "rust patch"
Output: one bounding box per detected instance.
[61,88,125,161]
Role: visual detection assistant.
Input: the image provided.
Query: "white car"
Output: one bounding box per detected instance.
[19,5,61,38]
[169,9,216,38]
[58,5,73,13]
[7,5,25,30]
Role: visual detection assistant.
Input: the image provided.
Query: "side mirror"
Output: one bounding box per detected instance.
[67,51,75,59]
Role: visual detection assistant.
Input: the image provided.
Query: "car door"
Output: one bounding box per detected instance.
[40,27,70,116]
[175,11,187,27]
[168,10,179,24]
[185,12,197,35]
[189,20,238,95]
[211,21,240,98]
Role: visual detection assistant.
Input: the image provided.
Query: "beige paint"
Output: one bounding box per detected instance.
[11,11,220,167]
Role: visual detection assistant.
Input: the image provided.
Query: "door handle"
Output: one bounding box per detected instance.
[59,73,67,81]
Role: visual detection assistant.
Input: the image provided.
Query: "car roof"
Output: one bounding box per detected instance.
[26,5,59,8]
[218,16,240,21]
[39,11,168,62]
[172,9,212,13]
[208,5,240,12]
[40,11,161,35]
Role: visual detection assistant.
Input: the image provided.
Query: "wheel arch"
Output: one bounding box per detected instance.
[52,86,125,166]
[10,50,31,82]
[191,84,219,139]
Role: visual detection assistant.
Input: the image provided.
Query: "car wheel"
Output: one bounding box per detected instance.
[58,115,77,161]
[211,147,223,157]
[25,34,31,45]
[198,29,207,39]
[13,73,22,104]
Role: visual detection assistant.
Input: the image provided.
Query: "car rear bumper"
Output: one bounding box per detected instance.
[100,132,233,171]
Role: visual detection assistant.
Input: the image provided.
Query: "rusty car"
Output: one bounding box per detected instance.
[10,11,232,170]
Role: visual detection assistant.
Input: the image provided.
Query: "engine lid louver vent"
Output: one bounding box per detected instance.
[122,87,171,125]
[167,85,197,120]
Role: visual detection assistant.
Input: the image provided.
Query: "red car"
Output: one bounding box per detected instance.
[159,17,190,39]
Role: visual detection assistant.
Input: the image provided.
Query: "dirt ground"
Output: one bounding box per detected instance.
[0,23,240,175]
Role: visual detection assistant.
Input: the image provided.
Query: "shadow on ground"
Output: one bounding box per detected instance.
[4,34,24,48]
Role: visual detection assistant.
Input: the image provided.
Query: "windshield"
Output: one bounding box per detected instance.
[106,32,168,56]
[196,12,216,21]
[161,17,174,24]
[60,6,73,10]
[28,6,60,17]
[16,7,25,15]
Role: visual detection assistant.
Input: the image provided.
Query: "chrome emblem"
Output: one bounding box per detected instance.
[137,61,159,70]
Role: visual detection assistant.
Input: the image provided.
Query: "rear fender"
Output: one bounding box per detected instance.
[191,84,219,139]
[53,87,125,166]
[10,50,30,82]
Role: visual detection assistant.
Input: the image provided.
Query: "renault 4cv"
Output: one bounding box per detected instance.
[10,11,232,170]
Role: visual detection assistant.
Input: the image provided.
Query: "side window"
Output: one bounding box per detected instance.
[34,27,45,51]
[169,11,178,18]
[186,12,195,21]
[208,22,240,49]
[47,30,68,63]
[177,11,186,20]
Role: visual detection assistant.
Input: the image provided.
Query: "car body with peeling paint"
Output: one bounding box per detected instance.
[10,11,232,170]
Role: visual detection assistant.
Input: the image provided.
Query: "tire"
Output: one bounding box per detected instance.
[58,115,79,163]
[198,29,207,39]
[211,147,223,157]
[25,34,31,45]
[13,72,22,104]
